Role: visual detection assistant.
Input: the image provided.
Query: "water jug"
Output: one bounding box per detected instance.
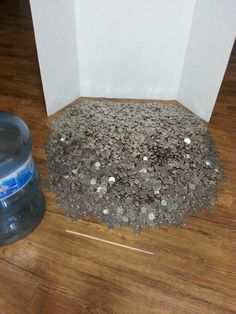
[0,112,45,245]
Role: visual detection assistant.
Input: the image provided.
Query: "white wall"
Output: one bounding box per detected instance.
[75,0,196,100]
[178,0,236,122]
[30,0,236,121]
[30,0,80,115]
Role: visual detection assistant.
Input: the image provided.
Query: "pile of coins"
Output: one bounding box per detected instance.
[45,100,224,233]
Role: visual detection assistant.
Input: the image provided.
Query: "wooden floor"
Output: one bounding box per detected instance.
[0,1,236,313]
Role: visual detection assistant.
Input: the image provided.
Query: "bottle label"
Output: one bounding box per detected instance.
[0,155,34,201]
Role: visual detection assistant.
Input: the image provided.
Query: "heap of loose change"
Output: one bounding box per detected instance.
[45,100,224,233]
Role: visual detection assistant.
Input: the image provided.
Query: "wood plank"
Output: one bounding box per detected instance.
[27,288,86,314]
[0,259,41,314]
[1,211,236,313]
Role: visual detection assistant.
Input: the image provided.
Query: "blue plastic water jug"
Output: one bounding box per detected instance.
[0,112,45,245]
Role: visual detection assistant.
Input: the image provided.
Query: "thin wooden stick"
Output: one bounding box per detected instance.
[65,229,154,256]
